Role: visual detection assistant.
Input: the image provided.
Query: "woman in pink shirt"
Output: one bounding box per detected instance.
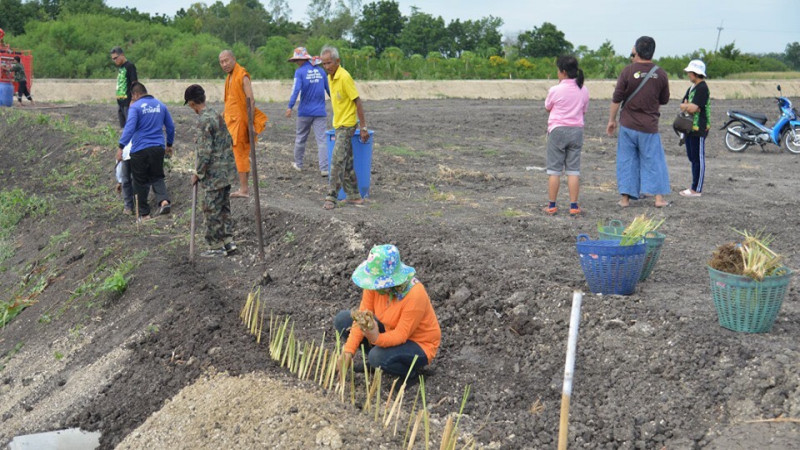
[543,55,589,216]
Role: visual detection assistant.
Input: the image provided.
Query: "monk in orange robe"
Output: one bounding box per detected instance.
[219,50,268,198]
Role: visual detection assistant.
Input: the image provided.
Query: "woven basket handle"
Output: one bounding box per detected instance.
[609,219,624,228]
[577,234,590,243]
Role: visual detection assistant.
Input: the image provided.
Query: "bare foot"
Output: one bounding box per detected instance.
[346,198,365,206]
[617,200,630,208]
[323,200,336,210]
[231,191,249,198]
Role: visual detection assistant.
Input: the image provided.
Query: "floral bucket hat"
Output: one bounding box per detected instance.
[352,245,416,290]
[288,47,312,62]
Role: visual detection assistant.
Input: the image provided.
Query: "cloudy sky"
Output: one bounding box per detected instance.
[105,0,797,57]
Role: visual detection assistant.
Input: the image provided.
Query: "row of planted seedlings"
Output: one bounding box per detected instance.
[240,287,473,450]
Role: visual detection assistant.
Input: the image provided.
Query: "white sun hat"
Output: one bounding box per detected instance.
[683,59,707,77]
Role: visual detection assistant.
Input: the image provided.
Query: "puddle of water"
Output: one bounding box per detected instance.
[8,428,100,450]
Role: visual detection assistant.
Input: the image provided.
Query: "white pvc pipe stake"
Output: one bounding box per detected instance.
[558,291,583,450]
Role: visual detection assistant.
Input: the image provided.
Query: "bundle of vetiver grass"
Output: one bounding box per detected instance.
[608,214,664,246]
[710,230,786,281]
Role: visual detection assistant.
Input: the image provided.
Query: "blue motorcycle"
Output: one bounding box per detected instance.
[721,85,800,154]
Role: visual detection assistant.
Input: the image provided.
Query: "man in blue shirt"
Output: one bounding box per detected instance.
[285,47,330,176]
[118,82,175,220]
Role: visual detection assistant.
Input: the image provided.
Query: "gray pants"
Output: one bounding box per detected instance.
[294,116,328,171]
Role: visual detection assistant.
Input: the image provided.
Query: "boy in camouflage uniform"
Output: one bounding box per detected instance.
[184,84,238,257]
[11,56,33,105]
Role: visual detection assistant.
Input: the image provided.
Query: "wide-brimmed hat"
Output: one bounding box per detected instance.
[683,59,707,78]
[288,47,312,62]
[352,244,416,290]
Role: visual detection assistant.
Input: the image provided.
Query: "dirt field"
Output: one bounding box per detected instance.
[1,94,799,449]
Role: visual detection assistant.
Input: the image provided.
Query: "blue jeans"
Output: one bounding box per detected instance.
[334,310,428,377]
[616,126,670,199]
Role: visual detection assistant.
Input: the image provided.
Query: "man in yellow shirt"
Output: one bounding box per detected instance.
[319,46,369,210]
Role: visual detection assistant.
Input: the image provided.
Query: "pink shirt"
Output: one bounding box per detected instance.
[544,78,590,133]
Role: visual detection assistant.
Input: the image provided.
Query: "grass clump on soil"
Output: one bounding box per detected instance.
[709,230,786,281]
[0,188,52,263]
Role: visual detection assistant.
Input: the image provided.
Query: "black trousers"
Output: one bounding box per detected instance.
[17,80,32,102]
[117,99,130,129]
[129,146,169,216]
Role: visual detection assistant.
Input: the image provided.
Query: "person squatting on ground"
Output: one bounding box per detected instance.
[285,47,330,176]
[320,45,369,210]
[543,55,589,216]
[219,49,268,198]
[184,84,238,258]
[678,60,710,198]
[11,56,33,105]
[334,245,441,378]
[118,82,174,220]
[111,46,138,214]
[607,36,671,208]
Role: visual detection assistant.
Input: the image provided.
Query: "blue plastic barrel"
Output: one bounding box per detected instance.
[0,82,13,107]
[326,129,374,200]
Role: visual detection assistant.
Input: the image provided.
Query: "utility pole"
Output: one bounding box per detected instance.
[714,21,724,53]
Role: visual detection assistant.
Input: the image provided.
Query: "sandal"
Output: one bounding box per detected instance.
[231,191,249,199]
[323,200,336,210]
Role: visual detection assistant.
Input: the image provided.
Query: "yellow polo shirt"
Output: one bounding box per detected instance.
[328,66,360,128]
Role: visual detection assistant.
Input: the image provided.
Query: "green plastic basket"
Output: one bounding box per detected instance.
[707,266,793,333]
[598,219,665,281]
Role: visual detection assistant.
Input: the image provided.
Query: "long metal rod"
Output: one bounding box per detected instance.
[558,291,583,450]
[246,99,265,260]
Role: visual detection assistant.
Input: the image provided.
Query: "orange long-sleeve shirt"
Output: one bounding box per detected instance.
[344,283,441,363]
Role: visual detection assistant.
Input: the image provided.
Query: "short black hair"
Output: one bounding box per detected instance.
[635,36,656,60]
[184,84,205,105]
[130,82,147,96]
[110,46,124,55]
[14,56,21,63]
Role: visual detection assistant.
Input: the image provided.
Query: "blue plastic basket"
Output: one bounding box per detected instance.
[576,234,647,295]
[598,219,666,282]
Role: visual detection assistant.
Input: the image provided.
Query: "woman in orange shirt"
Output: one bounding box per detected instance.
[335,244,441,378]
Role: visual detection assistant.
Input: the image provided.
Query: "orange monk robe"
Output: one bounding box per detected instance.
[223,63,268,173]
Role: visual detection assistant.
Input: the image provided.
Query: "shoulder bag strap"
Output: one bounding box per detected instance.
[621,65,659,109]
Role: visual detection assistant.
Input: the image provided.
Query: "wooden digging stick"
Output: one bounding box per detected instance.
[246,99,265,260]
[558,291,583,450]
[189,182,197,262]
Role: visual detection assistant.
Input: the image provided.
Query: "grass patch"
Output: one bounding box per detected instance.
[0,188,52,264]
[501,208,525,217]
[428,184,456,202]
[0,342,24,371]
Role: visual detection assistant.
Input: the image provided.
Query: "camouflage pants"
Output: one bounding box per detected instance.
[203,185,233,248]
[326,126,361,202]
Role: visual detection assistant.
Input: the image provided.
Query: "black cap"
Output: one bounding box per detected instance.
[184,84,205,105]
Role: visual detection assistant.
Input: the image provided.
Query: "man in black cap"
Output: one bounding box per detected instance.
[184,84,238,257]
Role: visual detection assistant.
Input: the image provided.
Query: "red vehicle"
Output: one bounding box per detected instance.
[0,30,34,92]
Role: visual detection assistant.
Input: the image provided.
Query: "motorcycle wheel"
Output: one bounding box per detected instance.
[782,125,800,154]
[724,122,750,152]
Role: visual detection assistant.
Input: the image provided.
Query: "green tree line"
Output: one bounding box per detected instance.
[1,0,799,80]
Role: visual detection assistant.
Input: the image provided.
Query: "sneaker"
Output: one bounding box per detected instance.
[291,162,302,172]
[569,206,582,216]
[200,249,226,258]
[543,206,558,216]
[224,242,238,255]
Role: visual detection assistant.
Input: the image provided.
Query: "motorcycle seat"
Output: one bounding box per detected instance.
[730,110,768,125]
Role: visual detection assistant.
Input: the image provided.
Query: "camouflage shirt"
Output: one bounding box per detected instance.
[195,106,236,191]
[11,62,26,83]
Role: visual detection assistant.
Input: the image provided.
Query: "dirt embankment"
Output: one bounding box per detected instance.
[31,78,800,104]
[1,96,800,449]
